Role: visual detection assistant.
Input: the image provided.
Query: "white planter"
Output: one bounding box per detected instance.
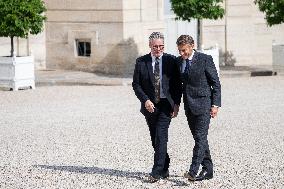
[0,56,35,91]
[202,47,220,76]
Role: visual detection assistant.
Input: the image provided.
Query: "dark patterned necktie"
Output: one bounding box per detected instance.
[154,57,160,103]
[184,59,192,74]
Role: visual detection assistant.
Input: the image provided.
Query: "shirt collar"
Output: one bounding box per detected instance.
[188,50,195,61]
[151,53,163,61]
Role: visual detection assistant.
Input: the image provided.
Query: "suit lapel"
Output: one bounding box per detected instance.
[145,54,154,85]
[177,57,183,73]
[187,51,199,76]
[162,55,166,76]
[191,51,199,65]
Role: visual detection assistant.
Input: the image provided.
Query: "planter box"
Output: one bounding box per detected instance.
[0,56,35,91]
[202,47,220,76]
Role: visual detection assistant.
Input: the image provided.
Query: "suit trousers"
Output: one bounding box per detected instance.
[185,110,213,175]
[145,98,172,177]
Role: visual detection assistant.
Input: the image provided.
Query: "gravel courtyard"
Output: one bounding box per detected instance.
[0,76,283,189]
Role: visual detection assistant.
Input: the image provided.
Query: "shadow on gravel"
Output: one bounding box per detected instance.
[34,165,148,182]
[167,178,189,186]
[34,165,189,185]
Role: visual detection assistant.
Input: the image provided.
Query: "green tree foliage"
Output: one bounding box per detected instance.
[170,0,225,49]
[255,0,284,26]
[170,0,225,21]
[0,0,46,56]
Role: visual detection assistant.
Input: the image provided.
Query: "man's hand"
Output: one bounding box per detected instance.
[145,100,155,113]
[171,104,179,118]
[210,107,218,118]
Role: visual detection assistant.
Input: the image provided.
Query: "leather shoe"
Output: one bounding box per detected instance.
[183,171,196,181]
[147,174,160,183]
[195,169,213,181]
[161,170,169,179]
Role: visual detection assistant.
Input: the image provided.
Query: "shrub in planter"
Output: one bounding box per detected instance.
[0,0,46,90]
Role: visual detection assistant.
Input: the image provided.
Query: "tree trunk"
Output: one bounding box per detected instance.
[10,36,14,57]
[197,19,202,50]
[224,0,228,65]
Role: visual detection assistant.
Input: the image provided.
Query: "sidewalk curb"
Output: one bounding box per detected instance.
[220,71,251,78]
[35,80,132,87]
[33,66,282,87]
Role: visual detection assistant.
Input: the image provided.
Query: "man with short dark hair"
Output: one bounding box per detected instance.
[176,35,221,182]
[132,32,182,182]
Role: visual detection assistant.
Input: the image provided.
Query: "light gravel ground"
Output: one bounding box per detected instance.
[0,76,283,189]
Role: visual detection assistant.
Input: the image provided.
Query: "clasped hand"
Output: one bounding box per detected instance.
[145,100,179,118]
[145,100,155,113]
[210,107,218,118]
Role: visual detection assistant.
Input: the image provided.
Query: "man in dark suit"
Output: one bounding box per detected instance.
[176,35,221,181]
[132,32,182,182]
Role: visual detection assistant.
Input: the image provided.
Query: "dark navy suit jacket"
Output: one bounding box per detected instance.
[177,51,221,115]
[132,53,182,116]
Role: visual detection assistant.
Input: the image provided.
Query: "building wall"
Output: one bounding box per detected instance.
[45,0,165,75]
[0,28,46,69]
[202,0,284,67]
[1,0,284,72]
[163,0,197,56]
[45,0,124,74]
[121,0,165,74]
[0,0,164,74]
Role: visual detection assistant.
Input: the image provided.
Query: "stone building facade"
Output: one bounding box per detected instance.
[202,0,284,67]
[0,0,283,74]
[0,0,165,75]
[45,0,164,75]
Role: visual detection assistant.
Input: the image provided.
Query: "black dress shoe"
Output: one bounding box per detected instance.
[183,171,196,181]
[195,170,213,181]
[161,170,169,179]
[147,174,160,183]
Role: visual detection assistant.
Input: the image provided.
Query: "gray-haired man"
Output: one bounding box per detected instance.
[132,32,182,182]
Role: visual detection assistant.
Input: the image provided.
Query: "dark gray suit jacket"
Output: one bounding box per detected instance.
[177,51,221,115]
[132,53,182,116]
